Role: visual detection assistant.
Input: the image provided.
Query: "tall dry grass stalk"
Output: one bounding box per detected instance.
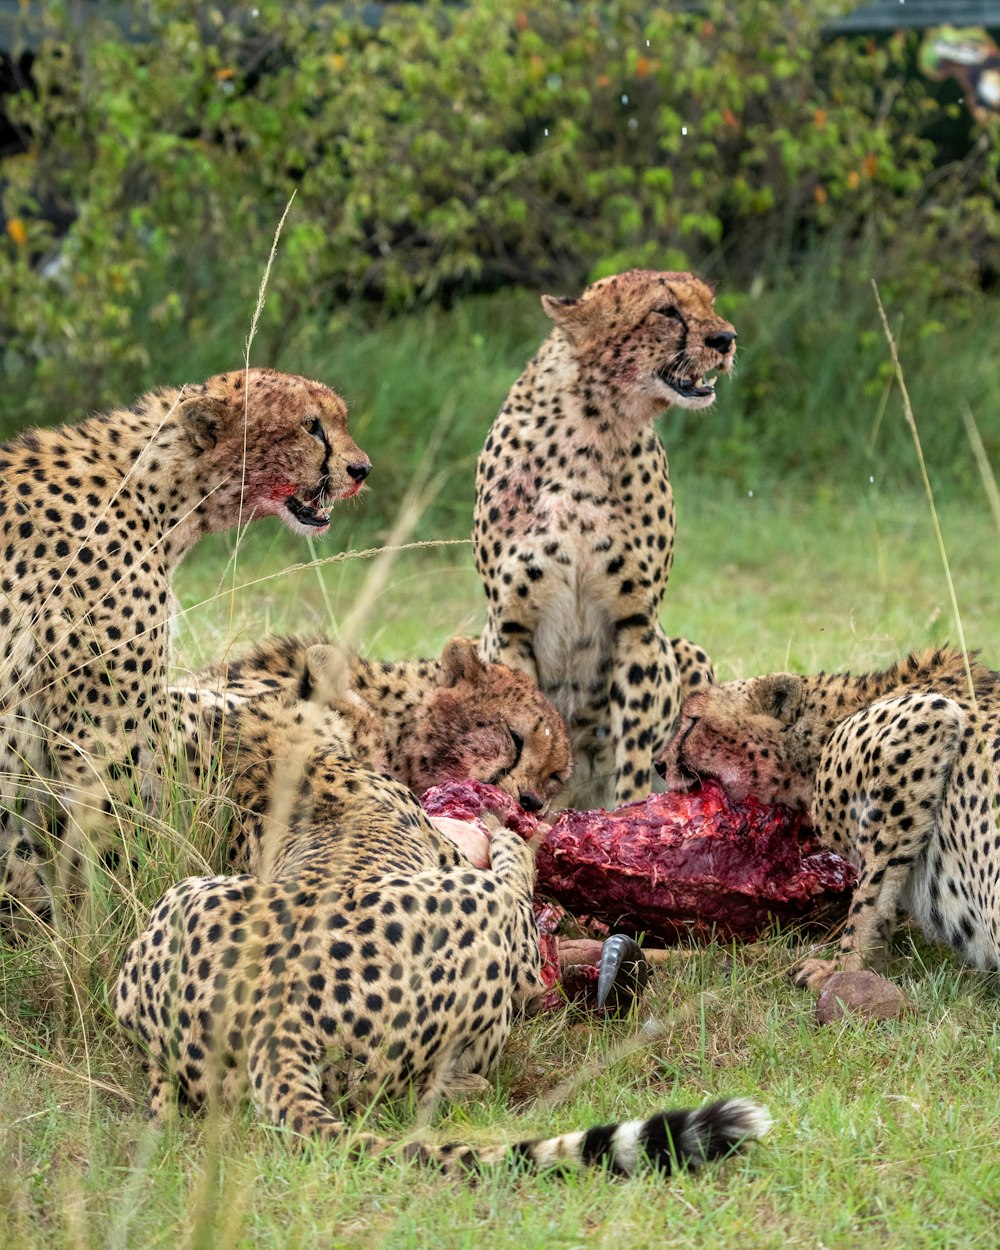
[872,281,975,704]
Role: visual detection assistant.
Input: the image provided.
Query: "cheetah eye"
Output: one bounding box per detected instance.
[651,305,683,321]
[508,728,524,762]
[302,416,325,443]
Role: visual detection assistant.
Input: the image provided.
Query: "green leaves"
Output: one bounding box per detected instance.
[1,0,998,421]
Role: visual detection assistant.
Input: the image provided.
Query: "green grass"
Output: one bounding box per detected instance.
[3,930,999,1249]
[173,481,1000,677]
[5,270,1000,1248]
[6,483,1000,1250]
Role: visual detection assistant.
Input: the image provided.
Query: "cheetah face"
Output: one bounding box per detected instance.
[482,700,574,813]
[656,675,814,811]
[409,639,574,812]
[542,269,736,419]
[184,369,372,537]
[630,276,736,412]
[258,389,372,537]
[650,308,734,410]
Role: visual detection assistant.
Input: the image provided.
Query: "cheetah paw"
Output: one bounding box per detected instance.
[791,957,840,993]
[439,1073,492,1103]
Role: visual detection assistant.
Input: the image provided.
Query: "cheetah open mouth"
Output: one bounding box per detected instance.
[656,367,717,399]
[285,490,332,529]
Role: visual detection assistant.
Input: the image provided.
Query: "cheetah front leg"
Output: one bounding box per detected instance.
[0,827,55,932]
[0,748,59,932]
[146,1061,180,1127]
[793,693,963,992]
[608,618,675,806]
[247,1027,388,1152]
[479,611,540,687]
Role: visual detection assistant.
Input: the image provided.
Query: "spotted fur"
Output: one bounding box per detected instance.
[473,269,730,809]
[0,368,369,928]
[118,648,771,1174]
[658,648,1000,988]
[175,635,573,827]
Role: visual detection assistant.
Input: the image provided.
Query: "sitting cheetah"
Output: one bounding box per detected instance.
[117,646,771,1174]
[473,269,731,810]
[657,648,1000,990]
[0,368,370,927]
[176,634,573,822]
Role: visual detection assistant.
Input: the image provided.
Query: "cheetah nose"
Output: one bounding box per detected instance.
[653,755,667,780]
[518,791,545,813]
[705,330,736,354]
[347,460,372,482]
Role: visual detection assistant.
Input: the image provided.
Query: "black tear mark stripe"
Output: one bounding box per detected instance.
[486,731,523,788]
[317,422,332,487]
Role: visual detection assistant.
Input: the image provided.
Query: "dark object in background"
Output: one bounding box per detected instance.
[919,24,1000,121]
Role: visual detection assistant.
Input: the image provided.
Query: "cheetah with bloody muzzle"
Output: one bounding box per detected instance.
[658,647,1000,990]
[0,368,369,928]
[474,269,730,810]
[118,645,771,1175]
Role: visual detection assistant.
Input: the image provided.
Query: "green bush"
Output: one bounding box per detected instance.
[2,0,998,423]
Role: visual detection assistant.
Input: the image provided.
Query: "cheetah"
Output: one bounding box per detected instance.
[0,368,370,927]
[117,645,771,1174]
[176,634,573,823]
[657,648,1000,990]
[473,269,731,810]
[178,636,658,1008]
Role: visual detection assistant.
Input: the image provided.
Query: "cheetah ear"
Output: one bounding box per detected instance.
[178,394,229,452]
[541,293,598,343]
[752,674,803,724]
[301,644,352,706]
[438,638,486,688]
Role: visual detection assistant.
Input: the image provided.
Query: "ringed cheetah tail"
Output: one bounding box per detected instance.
[408,1097,773,1177]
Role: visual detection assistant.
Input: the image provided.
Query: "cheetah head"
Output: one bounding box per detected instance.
[406,638,573,813]
[541,269,736,427]
[655,674,816,812]
[179,368,371,536]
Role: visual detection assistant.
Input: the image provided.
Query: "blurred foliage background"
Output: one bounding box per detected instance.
[1,0,999,530]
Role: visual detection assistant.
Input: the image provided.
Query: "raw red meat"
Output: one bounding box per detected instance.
[421,778,855,944]
[537,782,855,943]
[421,779,540,838]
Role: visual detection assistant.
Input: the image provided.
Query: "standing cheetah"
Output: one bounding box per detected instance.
[0,368,370,927]
[117,646,772,1174]
[657,648,1000,990]
[474,269,731,810]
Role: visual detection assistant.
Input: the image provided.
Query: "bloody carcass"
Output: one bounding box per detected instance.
[422,778,855,945]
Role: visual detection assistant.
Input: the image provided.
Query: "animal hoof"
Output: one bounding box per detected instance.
[596,934,651,1013]
[815,971,912,1025]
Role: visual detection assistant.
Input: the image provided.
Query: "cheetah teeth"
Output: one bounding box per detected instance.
[285,492,331,528]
